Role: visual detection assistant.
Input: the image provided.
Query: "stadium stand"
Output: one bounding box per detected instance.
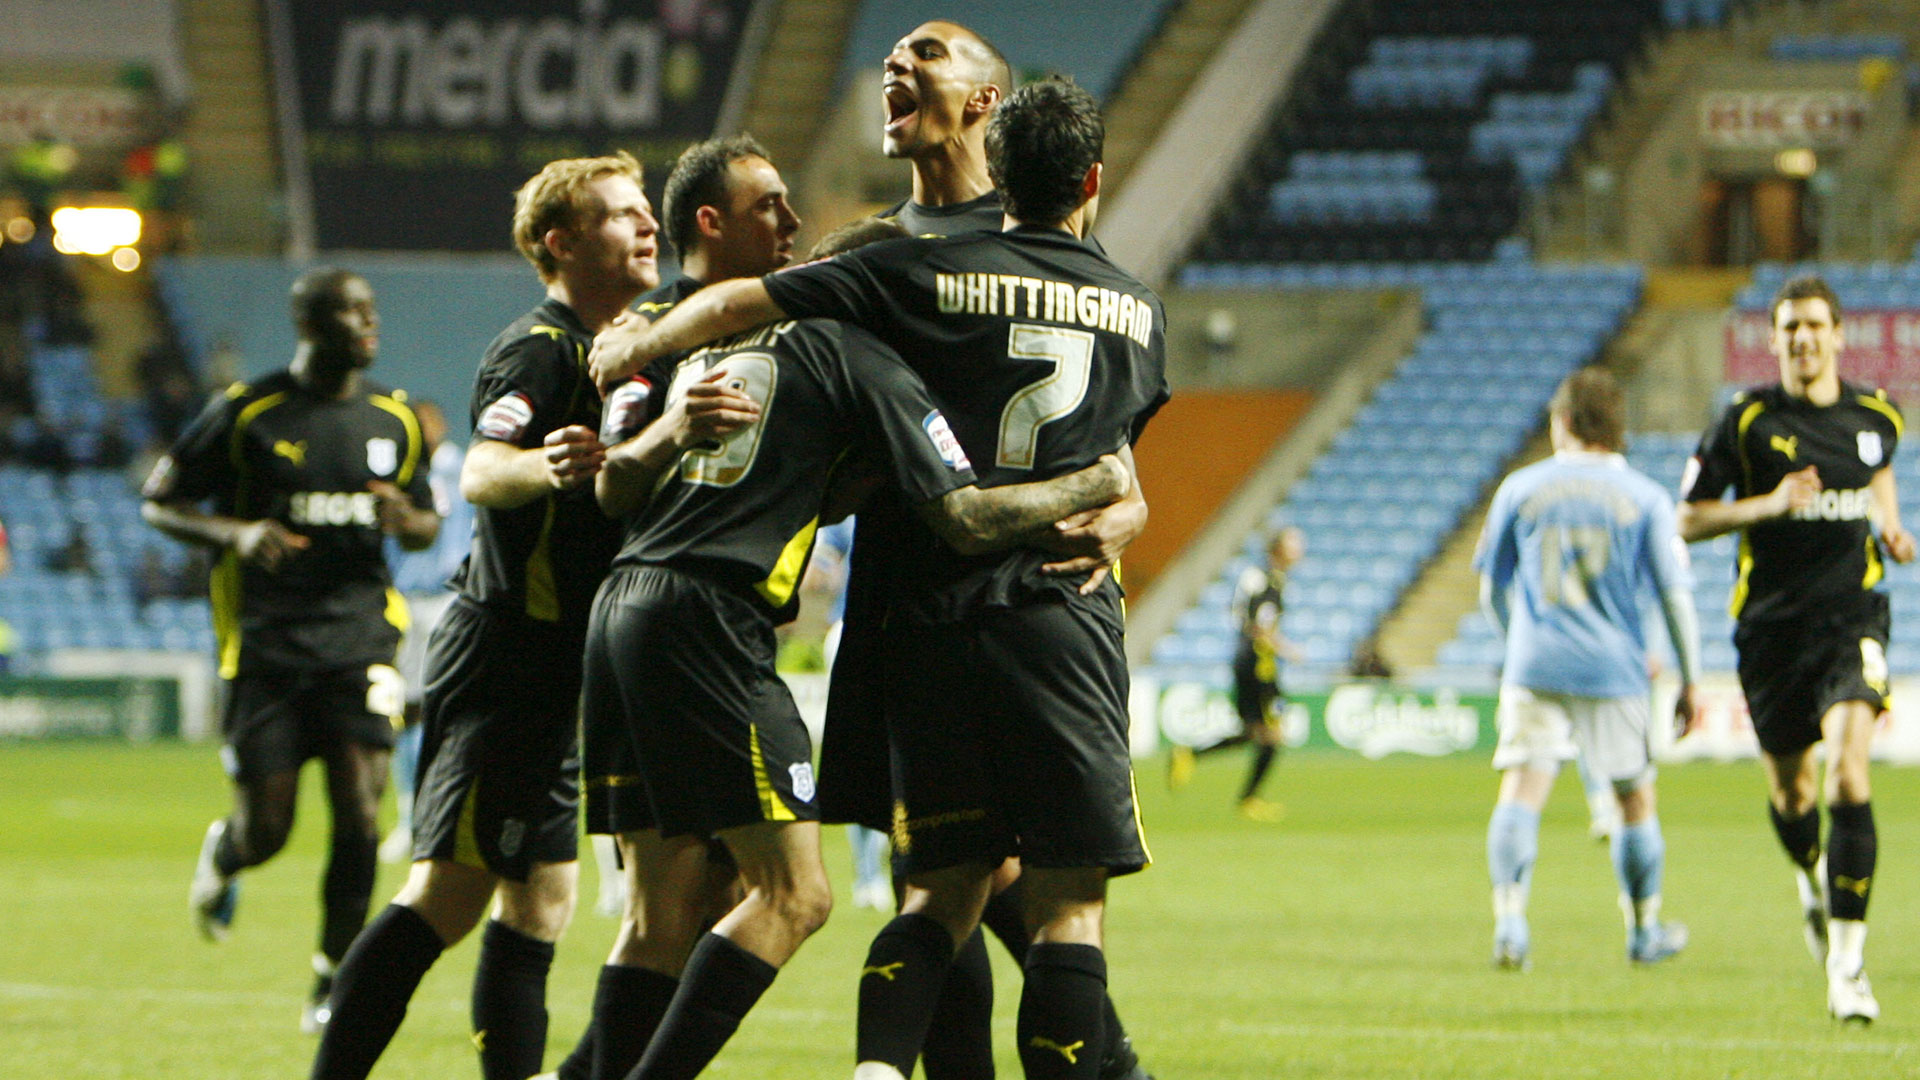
[1149,259,1643,686]
[1198,0,1664,263]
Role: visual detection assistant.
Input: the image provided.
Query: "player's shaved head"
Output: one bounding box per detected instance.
[289,267,365,330]
[929,20,1012,94]
[1550,367,1626,453]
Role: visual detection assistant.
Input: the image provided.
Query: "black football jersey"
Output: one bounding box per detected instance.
[455,298,625,630]
[145,370,434,677]
[602,275,704,446]
[763,225,1170,618]
[613,318,976,624]
[1235,568,1286,678]
[881,191,1005,238]
[1682,381,1903,622]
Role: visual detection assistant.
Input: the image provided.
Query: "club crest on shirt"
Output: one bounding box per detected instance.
[499,819,525,858]
[922,411,972,471]
[1859,431,1884,466]
[366,437,398,476]
[788,762,816,802]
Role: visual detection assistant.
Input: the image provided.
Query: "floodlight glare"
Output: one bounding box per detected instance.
[50,207,142,256]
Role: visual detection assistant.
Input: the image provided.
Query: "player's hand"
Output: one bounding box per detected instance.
[672,368,761,450]
[543,425,607,489]
[1882,523,1917,564]
[1673,683,1700,741]
[1769,465,1821,518]
[589,310,654,393]
[366,479,415,535]
[233,518,309,571]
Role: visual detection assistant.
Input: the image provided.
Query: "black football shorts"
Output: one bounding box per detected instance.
[410,600,582,881]
[582,565,818,840]
[221,663,401,781]
[884,592,1149,878]
[1232,646,1282,729]
[1735,591,1891,756]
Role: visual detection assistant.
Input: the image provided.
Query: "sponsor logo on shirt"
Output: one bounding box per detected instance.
[476,391,535,443]
[922,411,972,471]
[289,490,380,527]
[1789,486,1872,522]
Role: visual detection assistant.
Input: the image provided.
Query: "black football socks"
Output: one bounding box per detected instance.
[1239,744,1278,802]
[920,927,995,1079]
[857,913,958,1074]
[308,904,446,1080]
[472,920,556,1080]
[1769,802,1822,872]
[1018,943,1107,1080]
[1827,801,1877,920]
[320,824,380,964]
[628,933,776,1080]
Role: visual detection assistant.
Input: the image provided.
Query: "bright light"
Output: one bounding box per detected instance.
[50,207,142,256]
[1775,149,1818,178]
[111,247,141,272]
[4,217,33,243]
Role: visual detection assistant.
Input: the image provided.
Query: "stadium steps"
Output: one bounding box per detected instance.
[1374,431,1549,671]
[177,0,281,252]
[1617,270,1747,433]
[1101,0,1261,203]
[70,257,158,401]
[733,0,862,189]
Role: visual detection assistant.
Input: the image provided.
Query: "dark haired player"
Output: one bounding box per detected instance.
[590,76,1168,1080]
[559,132,801,1080]
[309,152,694,1080]
[580,211,1130,1080]
[143,267,440,1032]
[1679,274,1914,1022]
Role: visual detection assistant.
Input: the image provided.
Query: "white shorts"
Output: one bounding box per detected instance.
[397,591,457,706]
[1491,684,1653,789]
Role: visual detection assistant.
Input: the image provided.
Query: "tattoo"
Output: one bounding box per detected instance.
[927,458,1123,554]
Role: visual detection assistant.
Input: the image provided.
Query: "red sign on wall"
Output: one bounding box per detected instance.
[1726,308,1920,401]
[1699,90,1869,148]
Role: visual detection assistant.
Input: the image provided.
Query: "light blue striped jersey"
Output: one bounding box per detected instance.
[1475,450,1690,697]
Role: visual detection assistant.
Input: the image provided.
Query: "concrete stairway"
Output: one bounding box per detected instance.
[734,0,863,187]
[1101,0,1260,204]
[177,0,281,253]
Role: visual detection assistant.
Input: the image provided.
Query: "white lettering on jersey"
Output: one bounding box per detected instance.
[922,411,973,471]
[935,272,1154,347]
[289,491,380,527]
[1789,487,1873,522]
[476,390,535,443]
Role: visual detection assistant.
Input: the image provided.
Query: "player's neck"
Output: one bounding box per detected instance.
[909,144,992,207]
[288,346,361,399]
[1786,373,1842,406]
[549,278,642,335]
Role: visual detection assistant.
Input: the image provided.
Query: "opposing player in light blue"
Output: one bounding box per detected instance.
[1475,368,1701,969]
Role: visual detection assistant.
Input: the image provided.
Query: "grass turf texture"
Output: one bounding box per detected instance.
[2,741,1916,1078]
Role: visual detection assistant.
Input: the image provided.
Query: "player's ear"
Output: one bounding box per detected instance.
[964,82,1000,120]
[696,204,724,240]
[1080,161,1102,204]
[542,226,572,267]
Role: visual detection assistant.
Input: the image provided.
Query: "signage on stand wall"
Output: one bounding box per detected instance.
[269,0,758,250]
[1698,90,1869,149]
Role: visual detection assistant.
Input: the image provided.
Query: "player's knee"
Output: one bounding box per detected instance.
[239,813,294,862]
[764,873,833,939]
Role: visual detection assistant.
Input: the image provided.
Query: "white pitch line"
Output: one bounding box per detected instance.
[1220,1019,1915,1056]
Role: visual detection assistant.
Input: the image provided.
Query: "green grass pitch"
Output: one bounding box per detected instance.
[3,740,1917,1078]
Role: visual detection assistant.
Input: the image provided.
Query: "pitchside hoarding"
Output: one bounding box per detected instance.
[268,0,759,251]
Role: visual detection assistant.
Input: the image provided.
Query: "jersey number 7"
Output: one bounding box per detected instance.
[997,323,1094,470]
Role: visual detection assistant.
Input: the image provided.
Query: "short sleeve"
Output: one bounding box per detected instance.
[469,334,580,449]
[1475,478,1520,587]
[143,387,243,502]
[763,239,921,330]
[833,329,976,506]
[1681,400,1743,502]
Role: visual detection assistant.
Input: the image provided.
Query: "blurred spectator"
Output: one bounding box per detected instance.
[133,546,194,608]
[46,522,97,576]
[1349,637,1394,680]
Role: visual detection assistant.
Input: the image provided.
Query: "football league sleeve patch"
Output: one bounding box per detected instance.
[475,391,536,444]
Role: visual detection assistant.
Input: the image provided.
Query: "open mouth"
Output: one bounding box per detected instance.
[884,82,919,133]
